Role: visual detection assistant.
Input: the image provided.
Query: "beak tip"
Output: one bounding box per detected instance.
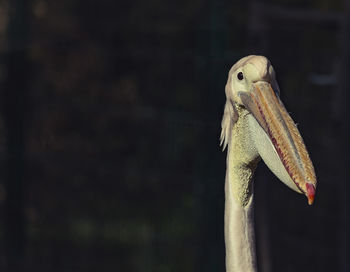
[306,183,316,205]
[307,195,314,205]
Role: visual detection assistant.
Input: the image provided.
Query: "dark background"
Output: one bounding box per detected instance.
[0,0,348,271]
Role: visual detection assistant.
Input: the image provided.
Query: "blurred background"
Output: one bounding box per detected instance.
[0,0,348,271]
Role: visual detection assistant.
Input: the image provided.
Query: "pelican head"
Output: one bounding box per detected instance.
[221,55,317,205]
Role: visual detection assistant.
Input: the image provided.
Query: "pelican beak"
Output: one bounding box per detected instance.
[239,81,317,205]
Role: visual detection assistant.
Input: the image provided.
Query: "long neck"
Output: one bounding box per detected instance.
[224,118,259,272]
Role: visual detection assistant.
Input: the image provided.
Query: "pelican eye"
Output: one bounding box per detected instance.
[237,72,244,80]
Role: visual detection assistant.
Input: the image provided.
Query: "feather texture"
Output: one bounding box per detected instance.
[220,101,238,151]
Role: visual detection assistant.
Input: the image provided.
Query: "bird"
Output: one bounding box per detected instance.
[220,55,317,272]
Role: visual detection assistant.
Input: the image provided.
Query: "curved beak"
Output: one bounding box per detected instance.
[239,81,317,205]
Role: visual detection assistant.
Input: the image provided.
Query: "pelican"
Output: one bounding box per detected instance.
[220,55,317,272]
